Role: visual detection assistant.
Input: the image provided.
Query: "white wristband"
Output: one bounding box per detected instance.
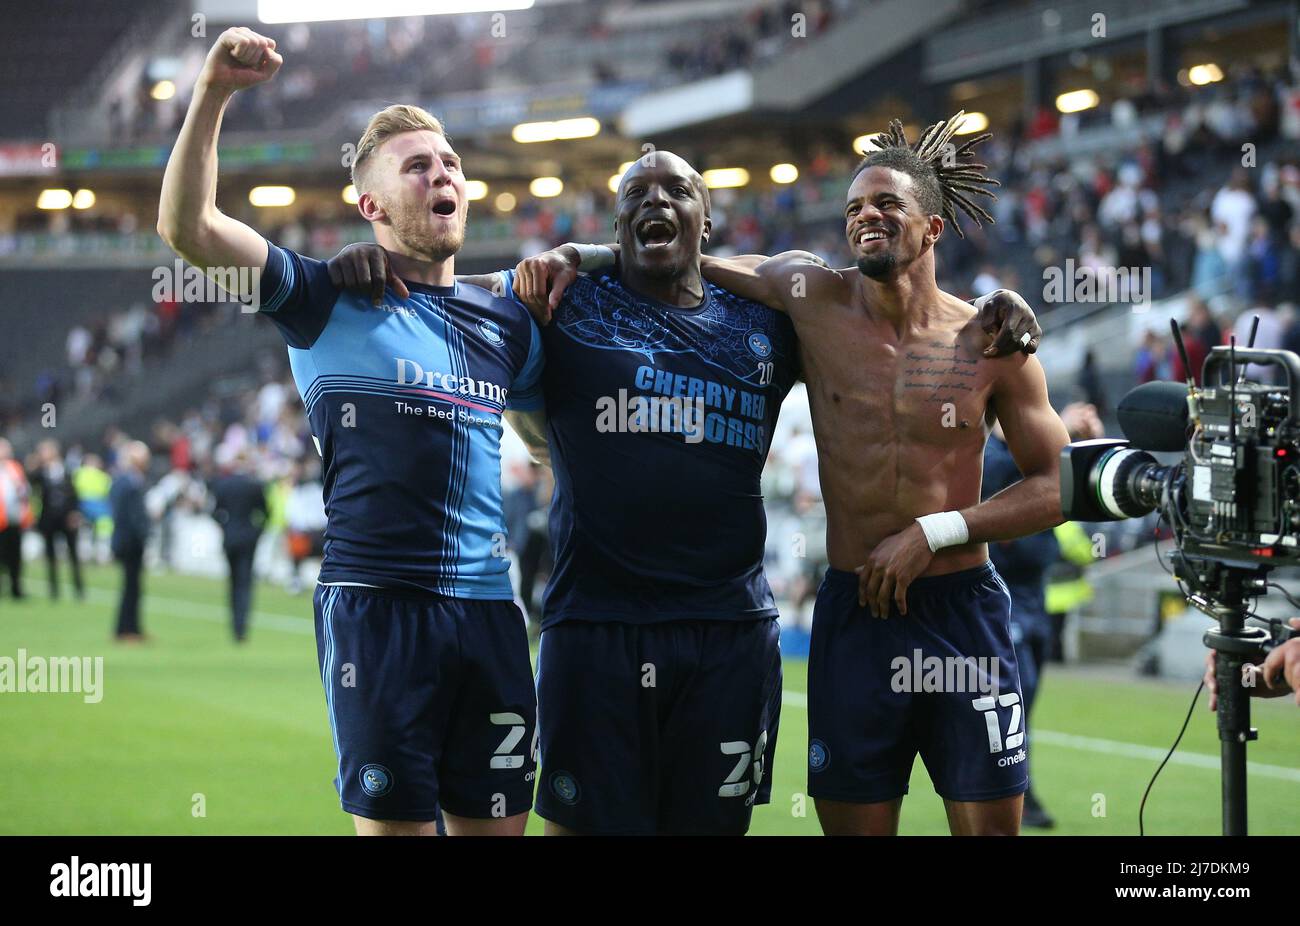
[916,511,969,553]
[567,242,615,270]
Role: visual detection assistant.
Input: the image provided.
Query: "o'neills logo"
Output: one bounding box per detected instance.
[395,358,506,406]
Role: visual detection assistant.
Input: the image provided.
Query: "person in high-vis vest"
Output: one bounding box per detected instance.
[1045,521,1096,618]
[73,454,113,565]
[0,438,34,599]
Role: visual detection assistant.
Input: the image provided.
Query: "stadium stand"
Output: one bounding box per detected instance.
[3,0,1300,645]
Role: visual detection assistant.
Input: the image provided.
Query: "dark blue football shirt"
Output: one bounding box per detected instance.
[503,269,798,627]
[257,241,544,598]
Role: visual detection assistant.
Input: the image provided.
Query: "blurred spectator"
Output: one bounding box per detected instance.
[27,439,84,601]
[1189,215,1231,300]
[0,438,33,600]
[1211,167,1257,277]
[503,459,552,628]
[1135,329,1171,383]
[1247,216,1282,301]
[1077,349,1108,412]
[1171,295,1221,385]
[1046,404,1106,682]
[73,454,113,565]
[208,453,268,644]
[109,441,152,642]
[284,460,326,595]
[982,412,1068,829]
[1232,304,1283,382]
[1280,224,1300,304]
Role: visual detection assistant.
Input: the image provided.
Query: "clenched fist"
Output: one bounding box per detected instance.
[200,27,283,94]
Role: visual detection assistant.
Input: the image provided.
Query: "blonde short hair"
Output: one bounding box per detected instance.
[351,104,446,193]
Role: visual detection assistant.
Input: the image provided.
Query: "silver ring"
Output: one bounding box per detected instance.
[1019,331,1031,347]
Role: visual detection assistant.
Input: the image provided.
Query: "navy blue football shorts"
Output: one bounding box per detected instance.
[807,562,1029,805]
[313,584,537,822]
[535,617,782,835]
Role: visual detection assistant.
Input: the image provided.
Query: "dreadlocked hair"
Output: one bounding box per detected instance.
[851,111,999,238]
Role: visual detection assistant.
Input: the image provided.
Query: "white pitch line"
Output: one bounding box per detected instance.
[81,586,314,635]
[58,588,1300,783]
[780,690,1300,782]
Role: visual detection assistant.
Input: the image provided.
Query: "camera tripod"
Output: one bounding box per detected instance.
[1176,556,1285,836]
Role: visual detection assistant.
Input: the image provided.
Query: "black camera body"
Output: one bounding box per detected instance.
[1061,347,1300,567]
[1187,377,1300,551]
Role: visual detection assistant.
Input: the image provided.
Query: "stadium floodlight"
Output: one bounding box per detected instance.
[465,180,488,201]
[249,185,296,207]
[552,117,600,140]
[769,163,799,184]
[852,132,882,154]
[702,168,750,189]
[511,118,601,144]
[607,160,636,191]
[511,122,553,144]
[954,112,988,135]
[529,177,563,198]
[37,189,73,210]
[258,0,534,24]
[1187,63,1224,86]
[150,80,176,102]
[72,189,95,210]
[341,184,359,205]
[494,191,517,212]
[1055,89,1099,114]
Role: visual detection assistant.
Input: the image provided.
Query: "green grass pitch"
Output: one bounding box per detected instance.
[2,564,1296,835]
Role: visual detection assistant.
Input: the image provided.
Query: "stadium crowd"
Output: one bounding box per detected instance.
[32,64,1300,317]
[8,47,1300,657]
[110,0,855,142]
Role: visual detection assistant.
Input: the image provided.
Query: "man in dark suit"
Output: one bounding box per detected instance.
[209,453,267,643]
[29,439,84,601]
[982,419,1062,829]
[109,441,152,642]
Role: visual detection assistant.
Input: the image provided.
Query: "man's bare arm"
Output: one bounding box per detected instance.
[699,251,839,313]
[507,244,833,325]
[504,409,550,466]
[324,242,506,304]
[157,28,283,297]
[960,355,1070,542]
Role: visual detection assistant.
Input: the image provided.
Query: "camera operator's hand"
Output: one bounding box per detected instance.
[1204,651,1260,710]
[1204,621,1300,710]
[1259,618,1300,705]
